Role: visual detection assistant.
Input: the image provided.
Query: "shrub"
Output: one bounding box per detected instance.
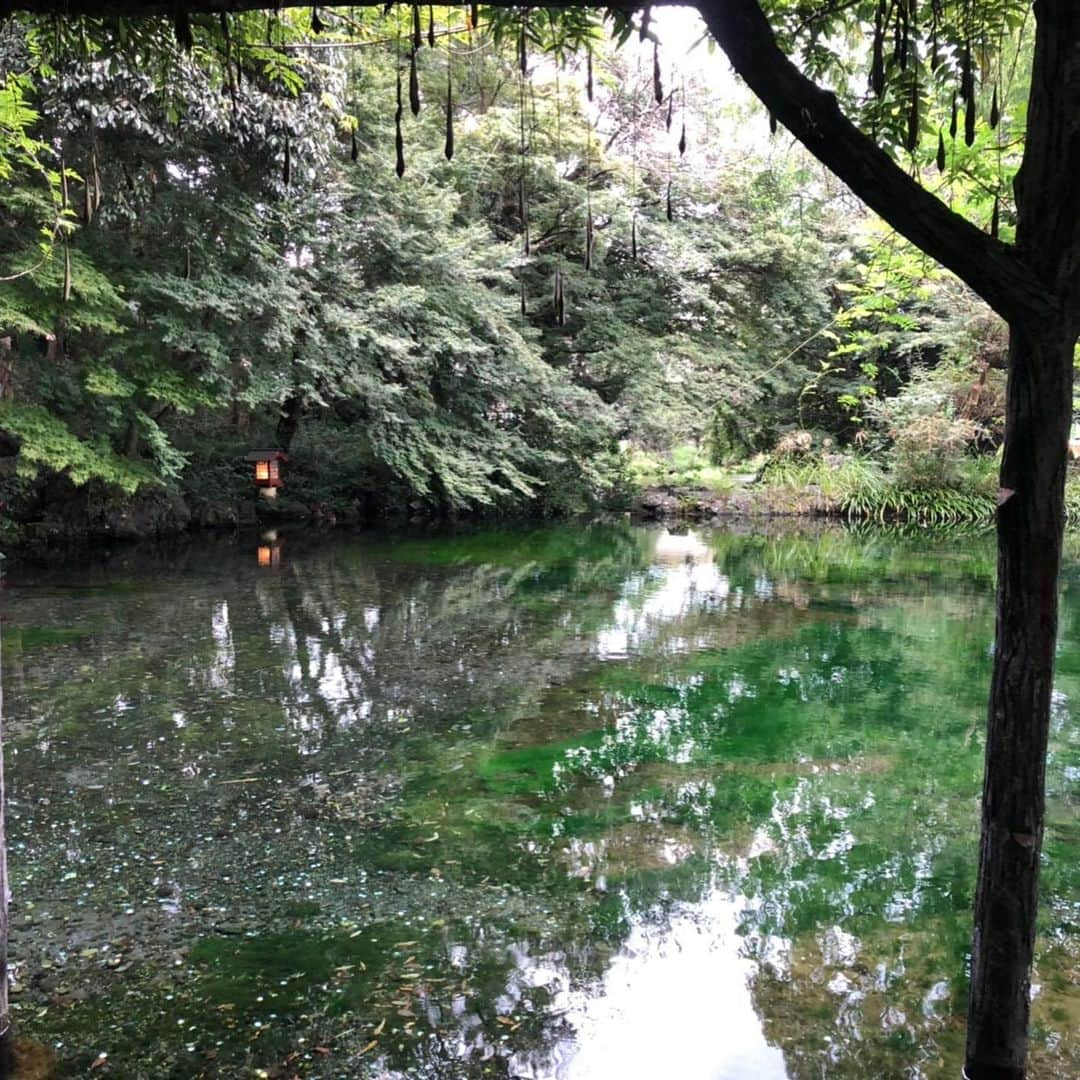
[891,413,981,489]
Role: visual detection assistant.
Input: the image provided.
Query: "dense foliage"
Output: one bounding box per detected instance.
[0,6,1034,529]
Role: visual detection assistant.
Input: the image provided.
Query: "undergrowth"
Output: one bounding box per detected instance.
[761,453,999,525]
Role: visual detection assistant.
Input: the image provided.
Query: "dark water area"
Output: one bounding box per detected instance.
[2,523,1077,1078]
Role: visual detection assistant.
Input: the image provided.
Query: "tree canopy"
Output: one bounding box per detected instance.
[2,2,1079,1078]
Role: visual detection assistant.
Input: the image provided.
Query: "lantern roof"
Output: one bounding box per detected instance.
[244,448,288,462]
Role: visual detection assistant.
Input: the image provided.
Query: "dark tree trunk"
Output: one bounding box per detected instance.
[123,419,139,458]
[966,4,1080,1072]
[277,394,303,453]
[965,321,1073,1079]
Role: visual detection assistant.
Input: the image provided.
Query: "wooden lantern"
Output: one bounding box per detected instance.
[245,449,287,499]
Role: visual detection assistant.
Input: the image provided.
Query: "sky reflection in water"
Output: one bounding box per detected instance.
[3,524,1077,1078]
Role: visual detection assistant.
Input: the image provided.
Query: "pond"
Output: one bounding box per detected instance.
[2,523,1077,1078]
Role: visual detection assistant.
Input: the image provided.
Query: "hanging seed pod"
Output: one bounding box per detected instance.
[905,79,919,152]
[174,9,193,52]
[936,129,946,171]
[991,195,1000,239]
[990,84,1000,129]
[92,145,102,210]
[678,121,687,156]
[471,4,479,31]
[949,93,958,139]
[631,215,638,260]
[62,236,72,302]
[870,1,885,98]
[965,94,976,146]
[666,94,673,132]
[428,6,435,48]
[640,6,651,42]
[283,136,292,186]
[311,7,325,35]
[445,68,454,160]
[553,267,565,327]
[586,45,594,102]
[60,155,69,210]
[960,45,974,101]
[585,214,593,271]
[519,15,527,75]
[184,245,192,280]
[409,50,421,115]
[395,70,406,177]
[412,5,422,52]
[653,43,663,105]
[519,178,530,255]
[520,281,527,317]
[769,111,778,136]
[665,181,673,222]
[351,128,359,162]
[84,176,93,223]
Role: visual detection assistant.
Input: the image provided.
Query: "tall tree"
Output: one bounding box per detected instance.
[3,2,1077,1076]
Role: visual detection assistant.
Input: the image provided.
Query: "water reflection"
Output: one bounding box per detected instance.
[513,891,788,1080]
[1,524,1076,1078]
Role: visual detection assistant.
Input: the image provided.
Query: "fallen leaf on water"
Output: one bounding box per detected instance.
[90,1053,108,1071]
[359,1040,378,1055]
[373,1018,386,1036]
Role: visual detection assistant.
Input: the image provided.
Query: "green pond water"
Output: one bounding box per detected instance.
[2,523,1078,1079]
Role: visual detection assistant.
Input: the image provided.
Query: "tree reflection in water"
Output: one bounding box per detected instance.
[2,524,1076,1077]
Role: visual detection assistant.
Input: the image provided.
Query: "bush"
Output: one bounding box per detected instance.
[892,413,981,489]
[760,449,997,524]
[623,444,736,493]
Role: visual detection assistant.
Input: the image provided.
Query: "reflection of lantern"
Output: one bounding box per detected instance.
[244,450,287,499]
[257,531,283,567]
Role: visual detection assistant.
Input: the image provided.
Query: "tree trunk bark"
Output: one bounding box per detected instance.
[276,394,303,453]
[965,319,1074,1079]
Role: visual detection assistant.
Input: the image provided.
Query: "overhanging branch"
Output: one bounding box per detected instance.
[697,0,1051,324]
[2,0,1052,322]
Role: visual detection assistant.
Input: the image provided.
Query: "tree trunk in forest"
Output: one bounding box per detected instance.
[964,322,1073,1079]
[965,4,1080,1073]
[277,393,303,453]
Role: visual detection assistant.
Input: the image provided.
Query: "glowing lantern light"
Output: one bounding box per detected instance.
[244,449,287,499]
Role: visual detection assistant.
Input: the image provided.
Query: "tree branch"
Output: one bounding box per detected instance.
[3,0,1054,322]
[696,0,1053,324]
